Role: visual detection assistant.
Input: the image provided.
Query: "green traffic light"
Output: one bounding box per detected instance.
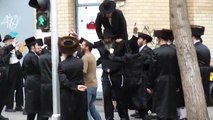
[38,15,45,26]
[36,10,50,32]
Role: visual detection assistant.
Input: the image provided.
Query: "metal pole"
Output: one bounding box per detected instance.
[50,0,60,119]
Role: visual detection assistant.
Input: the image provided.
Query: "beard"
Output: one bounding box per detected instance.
[104,43,113,51]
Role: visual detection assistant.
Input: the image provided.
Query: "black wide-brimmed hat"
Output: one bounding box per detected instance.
[25,37,37,46]
[191,25,205,36]
[99,0,116,14]
[36,38,43,46]
[3,35,14,43]
[162,29,174,41]
[103,28,115,38]
[138,32,152,43]
[80,37,94,47]
[154,29,173,41]
[58,36,79,55]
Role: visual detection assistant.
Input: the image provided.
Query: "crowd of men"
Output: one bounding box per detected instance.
[0,0,211,120]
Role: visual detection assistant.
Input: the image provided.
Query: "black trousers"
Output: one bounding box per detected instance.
[6,62,23,109]
[102,74,129,120]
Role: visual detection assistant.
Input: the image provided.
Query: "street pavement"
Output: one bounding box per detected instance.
[2,100,213,120]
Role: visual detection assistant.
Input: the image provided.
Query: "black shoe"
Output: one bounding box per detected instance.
[5,108,16,112]
[15,107,23,111]
[0,115,9,120]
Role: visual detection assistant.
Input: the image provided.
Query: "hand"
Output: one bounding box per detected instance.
[109,48,114,54]
[115,38,123,43]
[146,88,152,94]
[133,22,138,34]
[12,38,19,47]
[77,85,87,92]
[14,37,19,44]
[15,44,21,51]
[69,30,78,39]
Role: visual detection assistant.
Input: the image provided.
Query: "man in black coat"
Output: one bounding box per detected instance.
[39,37,52,120]
[127,27,154,119]
[192,25,211,106]
[58,36,88,120]
[0,36,16,120]
[166,30,185,120]
[3,35,23,112]
[95,0,128,41]
[94,28,129,120]
[22,37,42,120]
[147,29,180,120]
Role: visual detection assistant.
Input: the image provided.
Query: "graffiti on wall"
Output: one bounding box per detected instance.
[1,14,21,30]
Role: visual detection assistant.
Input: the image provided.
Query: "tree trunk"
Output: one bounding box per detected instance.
[169,0,209,120]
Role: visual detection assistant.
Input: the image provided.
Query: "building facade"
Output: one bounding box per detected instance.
[52,0,213,52]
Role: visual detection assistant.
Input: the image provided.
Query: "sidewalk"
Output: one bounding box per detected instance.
[2,100,213,120]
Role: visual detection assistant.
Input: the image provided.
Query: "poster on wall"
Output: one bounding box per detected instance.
[77,5,100,61]
[77,6,100,43]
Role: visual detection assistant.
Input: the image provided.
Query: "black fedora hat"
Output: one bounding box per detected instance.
[191,25,205,37]
[103,28,115,38]
[79,37,93,47]
[36,38,44,46]
[58,36,79,55]
[25,37,37,46]
[3,35,14,43]
[99,0,116,14]
[138,32,152,43]
[154,29,173,41]
[80,37,94,51]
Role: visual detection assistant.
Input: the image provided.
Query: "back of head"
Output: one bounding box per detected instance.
[191,25,205,39]
[154,29,173,41]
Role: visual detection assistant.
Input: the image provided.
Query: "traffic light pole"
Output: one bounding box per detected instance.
[50,0,60,120]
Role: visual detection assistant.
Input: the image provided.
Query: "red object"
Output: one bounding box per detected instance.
[87,22,95,29]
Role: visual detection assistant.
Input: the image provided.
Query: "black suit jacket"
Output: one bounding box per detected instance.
[22,51,41,113]
[94,40,126,75]
[39,50,53,116]
[95,9,128,40]
[194,41,211,105]
[194,42,210,67]
[151,44,179,118]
